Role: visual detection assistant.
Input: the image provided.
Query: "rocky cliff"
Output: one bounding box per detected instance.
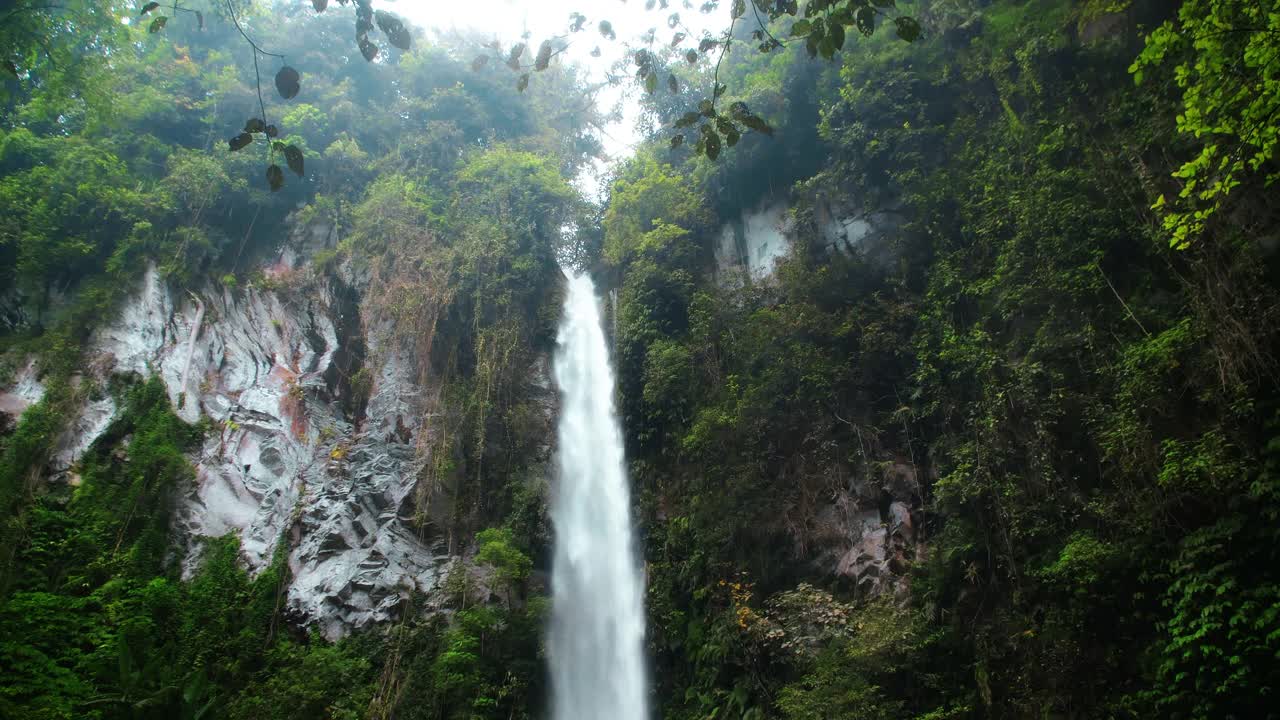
[0,220,555,638]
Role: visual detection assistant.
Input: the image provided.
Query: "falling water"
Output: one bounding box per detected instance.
[549,272,648,720]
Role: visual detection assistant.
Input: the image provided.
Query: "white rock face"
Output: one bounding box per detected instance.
[6,241,452,637]
[715,200,795,281]
[713,195,901,282]
[0,358,46,417]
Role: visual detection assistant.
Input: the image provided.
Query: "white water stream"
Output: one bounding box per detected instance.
[549,272,648,720]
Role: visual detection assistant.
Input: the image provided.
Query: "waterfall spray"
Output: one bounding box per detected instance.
[549,272,648,720]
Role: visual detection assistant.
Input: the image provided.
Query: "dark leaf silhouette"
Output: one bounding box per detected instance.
[244,118,267,134]
[375,11,411,51]
[283,145,304,178]
[311,0,328,11]
[703,127,721,160]
[265,125,279,138]
[507,43,525,70]
[670,133,684,148]
[855,7,875,36]
[139,2,159,16]
[275,66,300,99]
[266,164,285,192]
[517,73,530,92]
[148,16,167,33]
[359,38,378,61]
[674,112,700,128]
[668,74,679,93]
[534,40,553,71]
[228,133,253,152]
[894,16,921,42]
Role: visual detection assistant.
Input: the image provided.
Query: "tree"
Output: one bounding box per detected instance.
[476,0,922,160]
[475,528,532,608]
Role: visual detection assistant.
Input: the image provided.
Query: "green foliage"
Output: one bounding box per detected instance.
[1131,0,1280,248]
[475,527,533,602]
[0,378,385,719]
[225,640,374,720]
[611,1,1280,718]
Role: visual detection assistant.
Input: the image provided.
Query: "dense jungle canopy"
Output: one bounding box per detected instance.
[1,0,1279,719]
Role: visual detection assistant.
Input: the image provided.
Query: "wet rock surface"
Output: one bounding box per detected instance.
[2,225,469,637]
[803,460,920,599]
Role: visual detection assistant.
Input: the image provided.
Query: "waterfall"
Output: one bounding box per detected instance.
[549,272,648,720]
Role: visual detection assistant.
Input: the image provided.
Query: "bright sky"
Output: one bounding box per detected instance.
[387,0,727,185]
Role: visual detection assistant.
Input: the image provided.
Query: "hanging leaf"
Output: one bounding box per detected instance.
[685,49,698,64]
[670,133,685,148]
[725,126,741,147]
[704,129,722,160]
[732,0,746,19]
[311,0,328,11]
[829,22,846,51]
[740,114,774,136]
[671,32,686,48]
[517,73,530,92]
[854,6,875,36]
[375,11,411,51]
[599,20,616,40]
[534,40,553,71]
[148,16,167,33]
[195,10,204,30]
[590,46,602,57]
[265,125,279,138]
[359,38,379,61]
[894,16,921,42]
[699,99,715,117]
[275,66,300,99]
[139,2,159,16]
[283,145,305,177]
[699,38,719,53]
[668,74,679,93]
[791,19,812,36]
[266,164,285,192]
[228,133,253,151]
[507,43,525,70]
[244,117,267,134]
